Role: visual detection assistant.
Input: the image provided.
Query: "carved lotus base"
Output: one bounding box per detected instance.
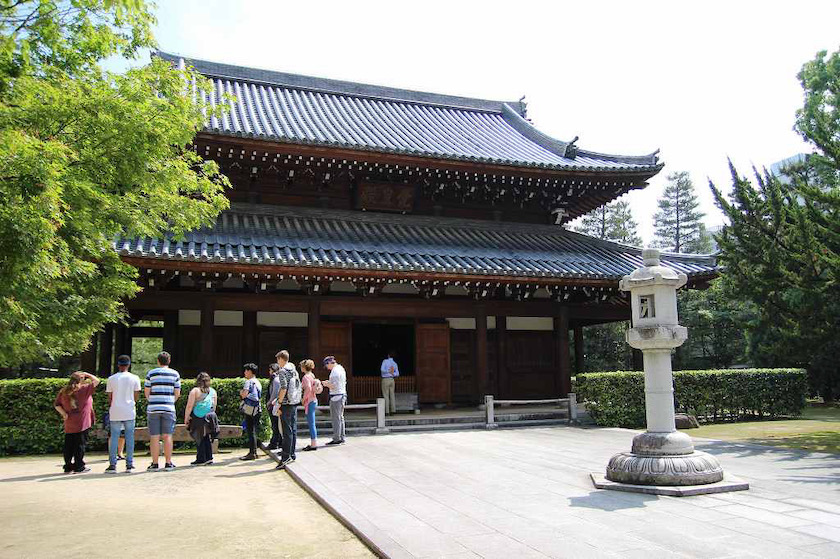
[606,451,724,486]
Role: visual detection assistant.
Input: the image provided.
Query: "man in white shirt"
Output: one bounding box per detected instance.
[380,350,400,415]
[322,356,347,446]
[105,355,141,473]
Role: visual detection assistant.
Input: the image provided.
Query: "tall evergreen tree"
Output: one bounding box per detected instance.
[709,47,840,400]
[609,200,643,245]
[653,171,712,253]
[574,199,642,246]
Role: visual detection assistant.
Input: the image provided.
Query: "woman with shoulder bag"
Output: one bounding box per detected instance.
[185,372,218,466]
[239,363,262,461]
[300,359,323,451]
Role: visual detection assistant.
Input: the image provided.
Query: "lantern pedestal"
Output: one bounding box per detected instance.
[591,472,749,497]
[592,249,748,496]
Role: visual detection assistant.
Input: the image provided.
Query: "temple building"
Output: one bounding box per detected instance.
[83,52,716,404]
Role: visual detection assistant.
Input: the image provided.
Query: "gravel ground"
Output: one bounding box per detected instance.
[0,450,373,558]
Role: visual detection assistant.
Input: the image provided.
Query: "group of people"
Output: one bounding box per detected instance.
[241,352,348,469]
[53,350,349,474]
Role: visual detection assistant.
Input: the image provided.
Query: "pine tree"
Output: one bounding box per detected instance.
[709,47,840,400]
[574,199,642,246]
[609,200,643,245]
[653,171,712,253]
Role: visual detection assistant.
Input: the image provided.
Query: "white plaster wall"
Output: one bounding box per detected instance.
[446,318,476,330]
[214,310,243,327]
[257,312,309,328]
[178,309,201,326]
[506,316,554,331]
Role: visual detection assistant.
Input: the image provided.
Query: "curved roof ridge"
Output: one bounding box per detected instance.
[576,147,661,166]
[500,103,661,167]
[155,50,526,116]
[500,103,570,158]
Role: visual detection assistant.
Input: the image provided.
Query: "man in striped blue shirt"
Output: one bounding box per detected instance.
[144,351,181,471]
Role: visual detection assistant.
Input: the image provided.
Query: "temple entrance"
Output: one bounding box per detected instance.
[351,322,415,377]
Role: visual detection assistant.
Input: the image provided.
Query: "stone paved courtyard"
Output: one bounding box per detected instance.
[287,426,840,558]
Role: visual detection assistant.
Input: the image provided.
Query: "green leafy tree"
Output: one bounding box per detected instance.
[0,1,231,365]
[654,171,713,253]
[575,199,642,245]
[709,48,840,400]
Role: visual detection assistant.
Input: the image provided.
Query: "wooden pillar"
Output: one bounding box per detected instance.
[243,310,257,364]
[80,335,98,373]
[114,323,129,363]
[308,299,321,361]
[555,308,571,396]
[199,299,215,373]
[162,310,178,355]
[574,325,584,375]
[97,324,114,375]
[496,316,507,397]
[475,304,488,397]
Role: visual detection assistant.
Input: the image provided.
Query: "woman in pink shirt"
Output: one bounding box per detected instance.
[299,359,323,451]
[53,371,100,473]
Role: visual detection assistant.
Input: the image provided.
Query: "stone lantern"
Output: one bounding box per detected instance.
[592,248,747,494]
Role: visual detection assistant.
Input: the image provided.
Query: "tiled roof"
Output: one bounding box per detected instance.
[116,204,716,281]
[157,51,662,174]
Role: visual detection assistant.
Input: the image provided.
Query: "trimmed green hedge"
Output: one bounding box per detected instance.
[0,377,273,456]
[576,368,808,428]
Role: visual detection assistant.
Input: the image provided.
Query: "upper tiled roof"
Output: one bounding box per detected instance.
[156,51,662,174]
[116,204,716,282]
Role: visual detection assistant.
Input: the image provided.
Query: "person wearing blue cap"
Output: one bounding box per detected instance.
[321,356,347,446]
[104,355,141,473]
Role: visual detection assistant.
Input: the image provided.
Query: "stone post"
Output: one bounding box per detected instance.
[375,398,389,435]
[484,395,497,429]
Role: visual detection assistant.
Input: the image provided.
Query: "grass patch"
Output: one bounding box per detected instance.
[690,405,840,454]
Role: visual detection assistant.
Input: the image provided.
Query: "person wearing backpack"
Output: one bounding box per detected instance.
[300,359,323,452]
[274,350,301,469]
[239,363,262,461]
[184,372,218,466]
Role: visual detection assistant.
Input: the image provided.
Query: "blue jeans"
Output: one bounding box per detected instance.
[109,419,135,467]
[306,401,318,440]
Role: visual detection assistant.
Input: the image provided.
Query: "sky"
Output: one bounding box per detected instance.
[143,0,840,244]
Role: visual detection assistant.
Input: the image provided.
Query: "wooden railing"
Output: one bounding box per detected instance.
[349,376,416,402]
[484,393,578,427]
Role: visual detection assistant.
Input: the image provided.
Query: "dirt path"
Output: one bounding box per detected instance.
[0,451,373,558]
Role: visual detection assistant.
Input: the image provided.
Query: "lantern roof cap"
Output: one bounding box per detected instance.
[620,248,687,290]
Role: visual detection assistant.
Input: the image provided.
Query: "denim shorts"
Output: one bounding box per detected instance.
[147,413,176,436]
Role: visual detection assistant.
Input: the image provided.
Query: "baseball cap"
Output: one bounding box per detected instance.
[322,356,336,365]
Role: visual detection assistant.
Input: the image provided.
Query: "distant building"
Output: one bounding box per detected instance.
[769,154,808,184]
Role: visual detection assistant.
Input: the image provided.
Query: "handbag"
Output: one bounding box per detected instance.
[239,379,261,416]
[239,399,260,417]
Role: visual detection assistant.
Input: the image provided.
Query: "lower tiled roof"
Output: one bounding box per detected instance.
[115,204,716,281]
